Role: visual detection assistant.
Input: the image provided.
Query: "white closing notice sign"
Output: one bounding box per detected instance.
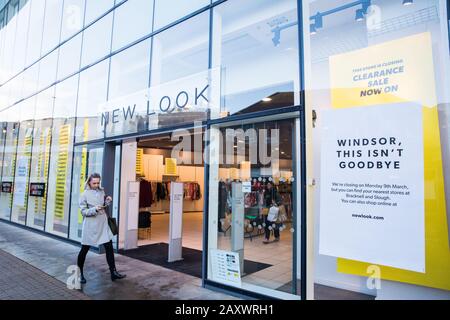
[319,103,425,272]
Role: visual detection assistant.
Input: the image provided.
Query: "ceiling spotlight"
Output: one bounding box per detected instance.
[402,0,413,5]
[355,8,365,22]
[312,13,323,29]
[310,23,317,35]
[272,29,281,47]
[262,97,272,102]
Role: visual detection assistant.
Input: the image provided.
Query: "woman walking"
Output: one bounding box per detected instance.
[77,173,126,284]
[263,181,282,244]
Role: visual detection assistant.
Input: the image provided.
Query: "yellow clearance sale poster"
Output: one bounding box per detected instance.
[329,32,450,291]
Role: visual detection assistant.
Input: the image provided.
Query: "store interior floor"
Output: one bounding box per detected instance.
[137,211,295,293]
[134,211,375,299]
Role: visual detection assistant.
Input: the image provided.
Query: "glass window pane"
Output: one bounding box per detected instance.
[45,75,78,237]
[105,39,151,137]
[84,0,114,26]
[11,99,36,225]
[69,143,104,242]
[25,0,46,66]
[60,0,85,42]
[7,74,24,108]
[26,87,55,230]
[306,0,450,299]
[0,26,7,83]
[12,1,31,74]
[80,12,113,68]
[75,60,109,143]
[57,33,82,80]
[37,49,58,91]
[2,11,18,80]
[21,63,40,100]
[111,0,154,52]
[41,0,64,54]
[153,0,209,30]
[211,0,300,118]
[207,117,297,298]
[0,107,20,221]
[144,11,210,131]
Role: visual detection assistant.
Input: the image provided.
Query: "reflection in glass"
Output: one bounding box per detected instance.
[84,0,114,26]
[45,76,78,236]
[25,0,45,66]
[208,118,297,298]
[26,87,55,230]
[80,12,113,68]
[11,1,31,76]
[106,39,151,137]
[147,11,209,130]
[153,0,209,31]
[0,107,20,221]
[11,100,36,225]
[69,144,104,242]
[41,0,64,54]
[57,33,82,81]
[111,0,154,51]
[212,0,299,118]
[60,0,86,42]
[37,49,58,91]
[75,60,109,143]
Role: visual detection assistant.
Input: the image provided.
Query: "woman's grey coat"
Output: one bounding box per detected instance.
[79,183,113,246]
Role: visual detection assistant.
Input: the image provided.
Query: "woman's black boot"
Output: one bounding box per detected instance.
[110,268,126,281]
[80,273,87,284]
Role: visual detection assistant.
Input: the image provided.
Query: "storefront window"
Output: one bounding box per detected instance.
[45,76,78,237]
[69,143,104,242]
[75,60,109,143]
[211,0,300,119]
[207,116,300,299]
[11,99,35,225]
[0,107,19,221]
[26,87,54,230]
[305,0,450,299]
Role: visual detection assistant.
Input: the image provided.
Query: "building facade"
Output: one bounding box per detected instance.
[0,0,449,300]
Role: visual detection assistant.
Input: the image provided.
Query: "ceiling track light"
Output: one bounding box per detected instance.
[307,0,372,37]
[355,8,365,21]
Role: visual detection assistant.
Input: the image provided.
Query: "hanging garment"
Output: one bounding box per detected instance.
[156,182,166,201]
[139,180,153,207]
[195,183,201,200]
[218,182,228,219]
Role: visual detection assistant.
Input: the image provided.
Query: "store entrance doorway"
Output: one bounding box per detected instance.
[118,129,206,278]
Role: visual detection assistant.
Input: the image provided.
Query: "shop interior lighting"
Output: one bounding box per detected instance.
[403,0,413,5]
[273,0,380,42]
[355,8,365,21]
[310,23,317,35]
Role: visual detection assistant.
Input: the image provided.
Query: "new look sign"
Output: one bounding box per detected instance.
[99,68,221,134]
